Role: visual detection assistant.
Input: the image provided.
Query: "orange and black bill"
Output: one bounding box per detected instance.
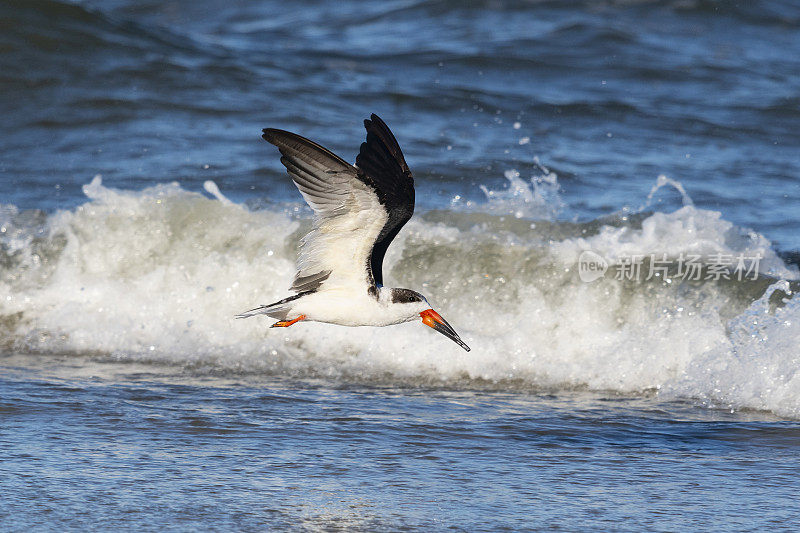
[420,309,470,352]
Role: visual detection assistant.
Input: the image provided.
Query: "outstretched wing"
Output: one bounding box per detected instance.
[263,114,415,293]
[262,128,387,293]
[355,114,415,287]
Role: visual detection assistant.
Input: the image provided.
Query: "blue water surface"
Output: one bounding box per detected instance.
[2,1,800,530]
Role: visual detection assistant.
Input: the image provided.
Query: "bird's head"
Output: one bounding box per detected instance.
[390,289,470,351]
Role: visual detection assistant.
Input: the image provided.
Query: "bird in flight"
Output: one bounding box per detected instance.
[237,114,470,351]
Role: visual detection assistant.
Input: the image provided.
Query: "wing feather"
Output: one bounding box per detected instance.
[262,115,415,293]
[262,128,387,293]
[356,114,415,286]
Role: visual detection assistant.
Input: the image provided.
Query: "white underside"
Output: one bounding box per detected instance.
[286,286,424,327]
[295,177,388,291]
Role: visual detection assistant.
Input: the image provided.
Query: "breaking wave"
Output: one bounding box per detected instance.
[1,172,799,417]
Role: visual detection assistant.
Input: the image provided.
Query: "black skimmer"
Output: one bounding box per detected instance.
[237,114,470,352]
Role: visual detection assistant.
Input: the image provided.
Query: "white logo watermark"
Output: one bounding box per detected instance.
[577,251,762,283]
[578,250,608,282]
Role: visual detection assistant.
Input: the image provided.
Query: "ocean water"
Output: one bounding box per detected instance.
[2,0,800,530]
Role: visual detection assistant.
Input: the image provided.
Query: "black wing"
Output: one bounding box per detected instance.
[355,114,415,287]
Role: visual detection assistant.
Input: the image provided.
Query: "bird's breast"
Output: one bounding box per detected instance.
[291,288,412,327]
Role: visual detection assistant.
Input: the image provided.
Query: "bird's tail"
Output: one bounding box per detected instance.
[235,293,306,320]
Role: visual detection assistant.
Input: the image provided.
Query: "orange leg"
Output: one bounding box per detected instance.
[270,315,306,328]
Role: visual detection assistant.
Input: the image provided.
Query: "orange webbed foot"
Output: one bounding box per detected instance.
[270,315,306,328]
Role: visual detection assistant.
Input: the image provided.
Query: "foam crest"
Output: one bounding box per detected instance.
[551,205,795,279]
[641,174,694,209]
[2,177,297,360]
[472,158,564,220]
[664,281,800,418]
[1,177,799,418]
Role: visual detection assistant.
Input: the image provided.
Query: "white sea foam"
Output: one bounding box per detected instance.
[452,158,564,220]
[662,281,800,416]
[1,176,799,418]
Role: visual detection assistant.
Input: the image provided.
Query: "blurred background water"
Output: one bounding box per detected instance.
[2,0,800,530]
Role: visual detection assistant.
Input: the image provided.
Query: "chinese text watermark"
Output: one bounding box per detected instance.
[578,251,762,283]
